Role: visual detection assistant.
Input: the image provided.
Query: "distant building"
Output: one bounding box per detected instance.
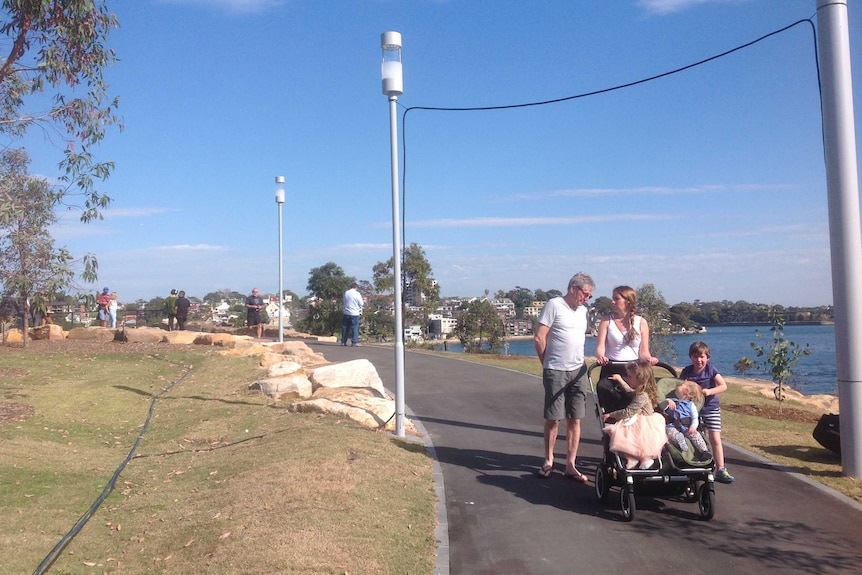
[405,324,424,342]
[428,314,458,338]
[523,301,547,318]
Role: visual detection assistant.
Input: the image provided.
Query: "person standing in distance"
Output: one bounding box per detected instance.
[246,288,265,339]
[341,282,364,346]
[533,272,595,481]
[175,290,191,331]
[165,289,179,331]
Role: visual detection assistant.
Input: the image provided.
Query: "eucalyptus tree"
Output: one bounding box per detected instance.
[0,149,91,345]
[0,1,121,223]
[373,242,440,321]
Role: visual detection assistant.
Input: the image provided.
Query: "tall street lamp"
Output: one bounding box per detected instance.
[275,176,285,343]
[381,31,405,437]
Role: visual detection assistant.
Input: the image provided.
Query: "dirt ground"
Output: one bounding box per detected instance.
[722,403,821,424]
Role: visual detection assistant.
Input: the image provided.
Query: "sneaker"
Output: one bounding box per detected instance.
[639,458,655,470]
[716,467,736,483]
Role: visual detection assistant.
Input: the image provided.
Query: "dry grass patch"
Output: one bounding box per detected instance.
[0,346,436,575]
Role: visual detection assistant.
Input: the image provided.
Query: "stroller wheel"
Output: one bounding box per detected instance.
[697,482,716,520]
[620,486,636,522]
[594,466,610,504]
[683,482,697,503]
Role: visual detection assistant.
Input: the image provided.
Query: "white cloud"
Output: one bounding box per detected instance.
[504,183,788,201]
[637,0,749,16]
[147,244,232,253]
[158,0,284,15]
[403,214,671,229]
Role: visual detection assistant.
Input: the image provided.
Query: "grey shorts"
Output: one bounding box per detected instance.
[700,408,723,432]
[542,365,587,421]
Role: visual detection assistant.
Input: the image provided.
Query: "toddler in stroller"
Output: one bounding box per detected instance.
[661,380,711,461]
[601,360,668,470]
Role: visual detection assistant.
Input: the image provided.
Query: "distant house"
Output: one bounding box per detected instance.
[265,301,291,326]
[405,325,424,342]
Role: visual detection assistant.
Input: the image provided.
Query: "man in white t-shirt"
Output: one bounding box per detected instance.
[533,272,595,482]
[341,283,364,346]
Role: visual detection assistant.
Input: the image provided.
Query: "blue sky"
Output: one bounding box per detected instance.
[28,0,862,306]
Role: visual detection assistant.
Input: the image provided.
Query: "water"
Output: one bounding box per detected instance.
[435,324,839,397]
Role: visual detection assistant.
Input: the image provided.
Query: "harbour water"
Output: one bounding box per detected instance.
[436,324,839,397]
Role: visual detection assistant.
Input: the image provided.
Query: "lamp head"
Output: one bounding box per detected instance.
[275,175,285,204]
[381,31,403,96]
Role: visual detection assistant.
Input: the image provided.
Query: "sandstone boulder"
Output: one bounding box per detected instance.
[4,329,23,343]
[292,394,417,434]
[30,324,66,341]
[250,374,313,400]
[273,342,328,368]
[266,360,304,378]
[193,333,236,347]
[260,352,287,368]
[164,330,200,344]
[67,327,116,342]
[309,359,386,397]
[118,327,164,344]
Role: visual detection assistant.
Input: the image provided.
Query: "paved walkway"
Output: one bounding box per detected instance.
[312,342,862,575]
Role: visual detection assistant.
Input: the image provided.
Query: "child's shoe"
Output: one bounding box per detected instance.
[716,467,736,483]
[639,458,655,470]
[625,458,638,469]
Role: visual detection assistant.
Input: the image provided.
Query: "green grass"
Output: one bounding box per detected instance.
[0,349,435,575]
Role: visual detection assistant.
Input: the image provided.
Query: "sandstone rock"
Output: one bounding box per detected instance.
[266,360,304,378]
[30,324,66,341]
[260,352,287,368]
[217,345,269,358]
[118,327,164,344]
[309,359,386,397]
[4,329,22,343]
[164,331,200,344]
[312,386,381,400]
[67,327,116,342]
[268,341,313,354]
[250,374,313,400]
[292,394,417,434]
[193,333,236,347]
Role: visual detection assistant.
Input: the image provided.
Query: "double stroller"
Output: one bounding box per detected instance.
[588,361,716,521]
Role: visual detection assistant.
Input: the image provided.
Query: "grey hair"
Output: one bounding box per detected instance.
[567,272,595,292]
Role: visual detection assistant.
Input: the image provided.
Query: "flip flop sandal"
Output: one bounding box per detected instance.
[538,465,553,479]
[564,469,588,483]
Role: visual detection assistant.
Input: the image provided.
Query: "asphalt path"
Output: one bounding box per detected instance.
[311,342,862,575]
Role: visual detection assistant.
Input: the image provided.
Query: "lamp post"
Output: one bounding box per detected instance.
[275,176,285,343]
[381,31,406,437]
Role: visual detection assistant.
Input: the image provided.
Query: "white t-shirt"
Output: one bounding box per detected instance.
[537,297,587,371]
[342,288,364,316]
[605,315,642,361]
